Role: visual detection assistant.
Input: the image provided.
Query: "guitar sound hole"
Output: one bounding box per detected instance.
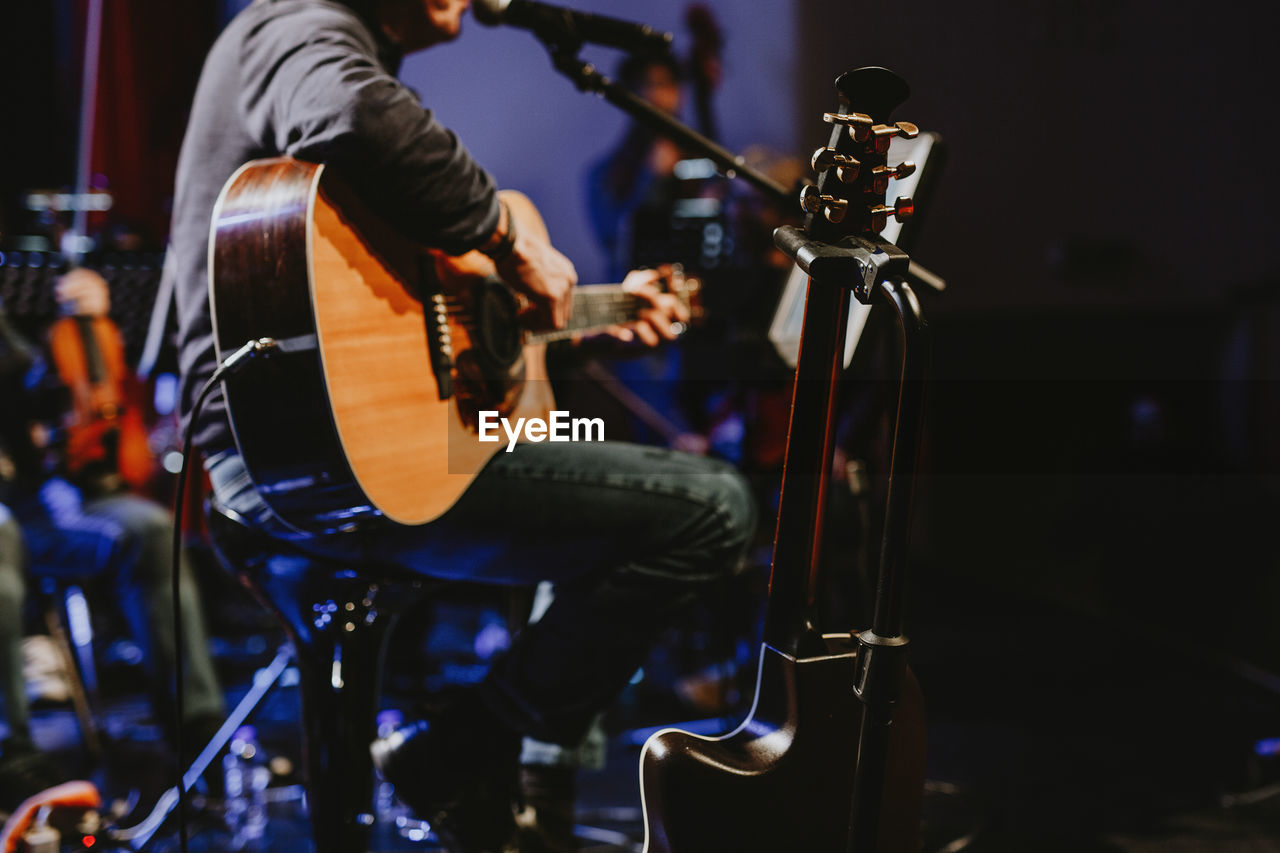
[452,279,525,432]
[475,280,521,370]
[453,350,525,430]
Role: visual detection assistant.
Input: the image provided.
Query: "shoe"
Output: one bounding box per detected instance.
[0,739,100,853]
[21,636,75,704]
[370,693,522,852]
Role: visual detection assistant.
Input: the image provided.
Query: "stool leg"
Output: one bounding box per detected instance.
[252,566,407,853]
[42,599,101,755]
[63,585,101,705]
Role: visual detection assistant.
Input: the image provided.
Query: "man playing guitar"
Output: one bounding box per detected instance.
[169,1,756,851]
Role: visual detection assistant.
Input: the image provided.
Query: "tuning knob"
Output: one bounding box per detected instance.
[868,196,914,231]
[868,161,916,194]
[810,147,860,183]
[823,110,874,142]
[799,185,850,223]
[869,121,920,154]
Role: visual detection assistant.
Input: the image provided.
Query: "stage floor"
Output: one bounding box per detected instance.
[15,559,1280,853]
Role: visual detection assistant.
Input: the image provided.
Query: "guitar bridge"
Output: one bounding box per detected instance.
[418,254,454,401]
[426,291,454,401]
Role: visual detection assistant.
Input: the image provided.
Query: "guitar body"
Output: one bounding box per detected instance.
[641,640,926,853]
[209,157,554,531]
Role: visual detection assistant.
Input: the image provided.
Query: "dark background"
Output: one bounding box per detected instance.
[794,0,1280,668]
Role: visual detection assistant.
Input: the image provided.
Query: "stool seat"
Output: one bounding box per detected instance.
[204,502,426,585]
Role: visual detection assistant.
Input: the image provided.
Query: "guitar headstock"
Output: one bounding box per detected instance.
[801,67,918,243]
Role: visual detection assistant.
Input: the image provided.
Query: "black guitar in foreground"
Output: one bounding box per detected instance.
[640,67,931,852]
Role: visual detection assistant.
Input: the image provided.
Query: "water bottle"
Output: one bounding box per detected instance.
[223,732,247,838]
[224,725,270,847]
[374,709,405,824]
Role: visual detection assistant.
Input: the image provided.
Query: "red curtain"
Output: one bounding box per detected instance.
[80,0,216,246]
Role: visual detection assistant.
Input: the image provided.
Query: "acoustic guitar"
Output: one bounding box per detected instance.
[640,68,929,852]
[209,157,700,533]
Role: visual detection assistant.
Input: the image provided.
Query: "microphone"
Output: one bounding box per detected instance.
[473,0,673,53]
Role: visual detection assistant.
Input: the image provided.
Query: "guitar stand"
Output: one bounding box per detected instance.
[773,225,930,853]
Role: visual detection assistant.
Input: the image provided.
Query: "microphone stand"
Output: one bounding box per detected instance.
[539,36,791,202]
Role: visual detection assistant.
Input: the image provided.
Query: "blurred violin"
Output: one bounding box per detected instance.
[45,268,153,492]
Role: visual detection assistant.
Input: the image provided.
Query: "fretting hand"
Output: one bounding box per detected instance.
[593,267,691,348]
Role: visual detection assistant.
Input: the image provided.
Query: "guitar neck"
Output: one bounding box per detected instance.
[527,286,648,344]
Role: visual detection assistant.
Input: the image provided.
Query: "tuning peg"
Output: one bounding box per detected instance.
[869,121,920,154]
[868,196,914,231]
[823,111,874,142]
[799,185,850,223]
[869,125,897,154]
[868,161,917,194]
[810,147,860,182]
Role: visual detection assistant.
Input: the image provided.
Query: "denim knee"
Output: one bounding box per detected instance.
[704,461,757,571]
[640,459,757,585]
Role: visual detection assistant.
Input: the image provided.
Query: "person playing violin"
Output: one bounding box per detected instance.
[0,270,225,790]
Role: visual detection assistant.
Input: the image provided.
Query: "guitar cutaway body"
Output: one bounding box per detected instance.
[641,638,926,853]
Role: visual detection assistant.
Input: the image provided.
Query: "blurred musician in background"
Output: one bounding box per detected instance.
[0,301,101,849]
[586,49,689,284]
[0,271,225,786]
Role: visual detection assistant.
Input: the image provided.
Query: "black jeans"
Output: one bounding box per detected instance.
[209,440,756,745]
[4,490,224,732]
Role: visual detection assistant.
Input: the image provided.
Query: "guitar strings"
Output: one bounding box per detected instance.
[440,288,677,341]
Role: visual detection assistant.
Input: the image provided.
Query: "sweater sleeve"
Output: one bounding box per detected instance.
[237,5,500,254]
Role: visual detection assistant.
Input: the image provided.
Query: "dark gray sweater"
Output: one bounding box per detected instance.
[171,0,500,456]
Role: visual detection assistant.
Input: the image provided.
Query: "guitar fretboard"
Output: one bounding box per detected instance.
[527,286,648,344]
